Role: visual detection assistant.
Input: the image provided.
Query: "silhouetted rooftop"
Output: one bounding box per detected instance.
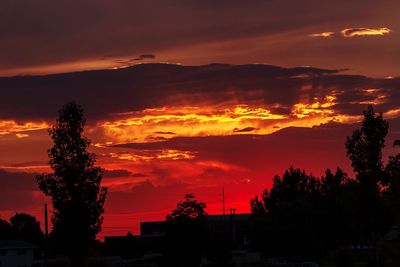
[0,240,39,250]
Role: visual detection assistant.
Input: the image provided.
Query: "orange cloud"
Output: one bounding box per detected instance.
[108,150,196,162]
[290,95,361,125]
[98,105,287,143]
[341,27,392,37]
[384,108,400,119]
[309,32,334,38]
[15,133,30,138]
[94,93,367,146]
[292,95,336,119]
[350,88,389,105]
[0,120,48,136]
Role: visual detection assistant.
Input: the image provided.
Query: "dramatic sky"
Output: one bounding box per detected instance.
[0,0,399,238]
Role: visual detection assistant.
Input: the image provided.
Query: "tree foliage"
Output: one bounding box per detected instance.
[250,167,349,259]
[251,167,321,215]
[345,105,388,190]
[345,105,390,243]
[36,102,107,265]
[0,214,44,244]
[166,193,207,221]
[250,105,398,263]
[0,218,13,240]
[164,194,208,267]
[10,213,44,245]
[385,139,400,197]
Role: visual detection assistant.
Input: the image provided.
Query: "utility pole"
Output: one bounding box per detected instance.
[221,188,226,215]
[229,208,236,216]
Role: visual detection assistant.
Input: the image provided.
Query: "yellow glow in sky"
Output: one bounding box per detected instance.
[309,32,335,38]
[341,27,392,37]
[95,94,364,145]
[0,120,49,137]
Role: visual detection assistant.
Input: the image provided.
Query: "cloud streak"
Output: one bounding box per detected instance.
[309,27,393,38]
[134,54,156,61]
[0,120,48,137]
[341,27,392,37]
[309,32,334,38]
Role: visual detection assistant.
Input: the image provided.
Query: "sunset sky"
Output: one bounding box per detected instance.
[0,0,399,238]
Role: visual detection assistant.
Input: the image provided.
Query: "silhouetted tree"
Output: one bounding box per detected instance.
[251,167,321,215]
[0,218,12,240]
[345,105,390,243]
[250,167,322,259]
[10,213,44,245]
[320,168,348,196]
[381,139,400,265]
[250,166,357,260]
[385,139,400,208]
[345,105,388,191]
[166,194,207,221]
[248,106,396,264]
[36,102,107,266]
[164,194,209,267]
[319,169,351,252]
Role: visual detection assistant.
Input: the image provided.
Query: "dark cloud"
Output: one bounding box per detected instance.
[7,161,46,168]
[134,54,156,61]
[132,173,148,178]
[0,0,399,76]
[2,63,397,123]
[233,127,257,133]
[103,169,147,178]
[154,131,176,135]
[112,54,156,65]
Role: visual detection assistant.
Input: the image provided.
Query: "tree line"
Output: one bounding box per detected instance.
[247,105,400,266]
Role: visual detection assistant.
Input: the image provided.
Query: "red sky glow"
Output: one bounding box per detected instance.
[0,0,399,239]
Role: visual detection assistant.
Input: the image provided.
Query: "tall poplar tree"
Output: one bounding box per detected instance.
[36,102,107,266]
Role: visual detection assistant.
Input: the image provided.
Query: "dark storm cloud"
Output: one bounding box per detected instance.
[0,63,398,123]
[0,0,396,73]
